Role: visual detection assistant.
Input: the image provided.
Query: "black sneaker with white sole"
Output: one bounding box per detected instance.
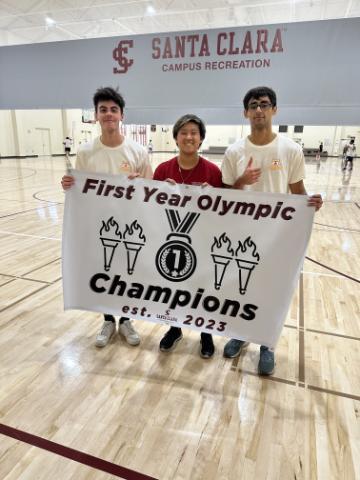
[159,327,183,352]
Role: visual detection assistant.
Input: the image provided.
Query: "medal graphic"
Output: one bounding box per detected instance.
[156,209,199,282]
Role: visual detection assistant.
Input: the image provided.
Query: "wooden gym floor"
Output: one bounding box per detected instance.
[0,153,359,479]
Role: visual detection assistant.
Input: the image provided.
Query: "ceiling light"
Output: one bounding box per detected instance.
[45,16,56,26]
[146,5,156,16]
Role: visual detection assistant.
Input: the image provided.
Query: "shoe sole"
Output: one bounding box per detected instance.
[199,341,215,359]
[124,338,141,346]
[258,360,275,376]
[159,335,183,352]
[118,328,141,346]
[223,341,249,359]
[200,350,215,359]
[258,367,275,376]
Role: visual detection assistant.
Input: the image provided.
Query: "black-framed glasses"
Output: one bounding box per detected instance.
[247,102,273,111]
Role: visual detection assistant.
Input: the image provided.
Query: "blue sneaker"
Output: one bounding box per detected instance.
[223,339,249,358]
[258,346,275,375]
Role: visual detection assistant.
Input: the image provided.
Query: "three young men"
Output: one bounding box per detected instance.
[63,85,322,376]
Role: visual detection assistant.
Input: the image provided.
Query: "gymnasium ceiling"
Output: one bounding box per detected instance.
[0,0,359,46]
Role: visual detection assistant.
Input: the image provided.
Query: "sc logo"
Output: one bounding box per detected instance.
[113,40,134,74]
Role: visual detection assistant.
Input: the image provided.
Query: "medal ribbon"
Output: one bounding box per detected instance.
[165,209,200,234]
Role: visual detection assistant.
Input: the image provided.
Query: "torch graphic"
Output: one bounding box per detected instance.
[211,233,234,290]
[123,220,146,274]
[99,217,122,271]
[235,236,260,295]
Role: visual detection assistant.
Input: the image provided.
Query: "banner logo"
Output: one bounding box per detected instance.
[113,40,134,74]
[156,210,199,281]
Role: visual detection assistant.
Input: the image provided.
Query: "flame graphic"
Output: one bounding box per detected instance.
[211,233,234,256]
[235,236,260,262]
[123,220,146,242]
[99,217,122,238]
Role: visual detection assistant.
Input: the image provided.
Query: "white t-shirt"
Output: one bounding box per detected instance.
[222,135,305,194]
[76,136,153,179]
[63,138,72,148]
[345,144,356,157]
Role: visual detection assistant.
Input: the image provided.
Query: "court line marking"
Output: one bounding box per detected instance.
[22,257,61,276]
[0,423,158,480]
[229,370,360,401]
[0,273,51,285]
[298,273,305,384]
[314,222,360,233]
[307,385,360,401]
[0,206,50,219]
[0,230,61,241]
[305,328,360,342]
[305,257,360,283]
[302,270,343,279]
[33,190,64,204]
[0,259,61,285]
[0,284,50,313]
[0,278,16,288]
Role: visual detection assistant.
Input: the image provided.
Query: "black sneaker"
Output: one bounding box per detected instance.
[200,333,215,359]
[159,327,183,352]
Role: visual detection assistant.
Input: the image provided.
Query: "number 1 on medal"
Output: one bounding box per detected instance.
[173,249,180,270]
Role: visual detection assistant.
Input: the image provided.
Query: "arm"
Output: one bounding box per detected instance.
[221,149,260,190]
[289,180,323,211]
[153,162,177,185]
[139,150,153,179]
[61,149,83,190]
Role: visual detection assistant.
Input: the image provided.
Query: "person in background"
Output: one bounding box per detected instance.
[342,138,356,171]
[63,136,73,156]
[61,87,153,348]
[221,86,323,375]
[153,114,222,359]
[315,141,323,162]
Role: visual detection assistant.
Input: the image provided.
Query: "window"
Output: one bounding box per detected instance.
[294,125,304,133]
[278,125,288,132]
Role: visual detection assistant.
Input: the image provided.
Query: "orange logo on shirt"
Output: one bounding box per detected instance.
[121,163,131,172]
[270,159,282,170]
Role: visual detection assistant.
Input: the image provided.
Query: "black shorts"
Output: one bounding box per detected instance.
[65,147,71,153]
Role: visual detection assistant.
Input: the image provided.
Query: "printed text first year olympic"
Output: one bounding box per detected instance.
[82,178,296,221]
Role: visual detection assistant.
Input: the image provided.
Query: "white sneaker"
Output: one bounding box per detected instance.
[95,320,115,348]
[118,319,140,346]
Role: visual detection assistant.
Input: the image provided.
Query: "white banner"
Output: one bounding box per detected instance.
[62,170,314,348]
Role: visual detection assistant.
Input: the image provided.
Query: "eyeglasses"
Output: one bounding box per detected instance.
[247,102,273,111]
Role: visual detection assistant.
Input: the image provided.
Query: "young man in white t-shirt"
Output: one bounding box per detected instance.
[221,86,323,375]
[62,87,153,348]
